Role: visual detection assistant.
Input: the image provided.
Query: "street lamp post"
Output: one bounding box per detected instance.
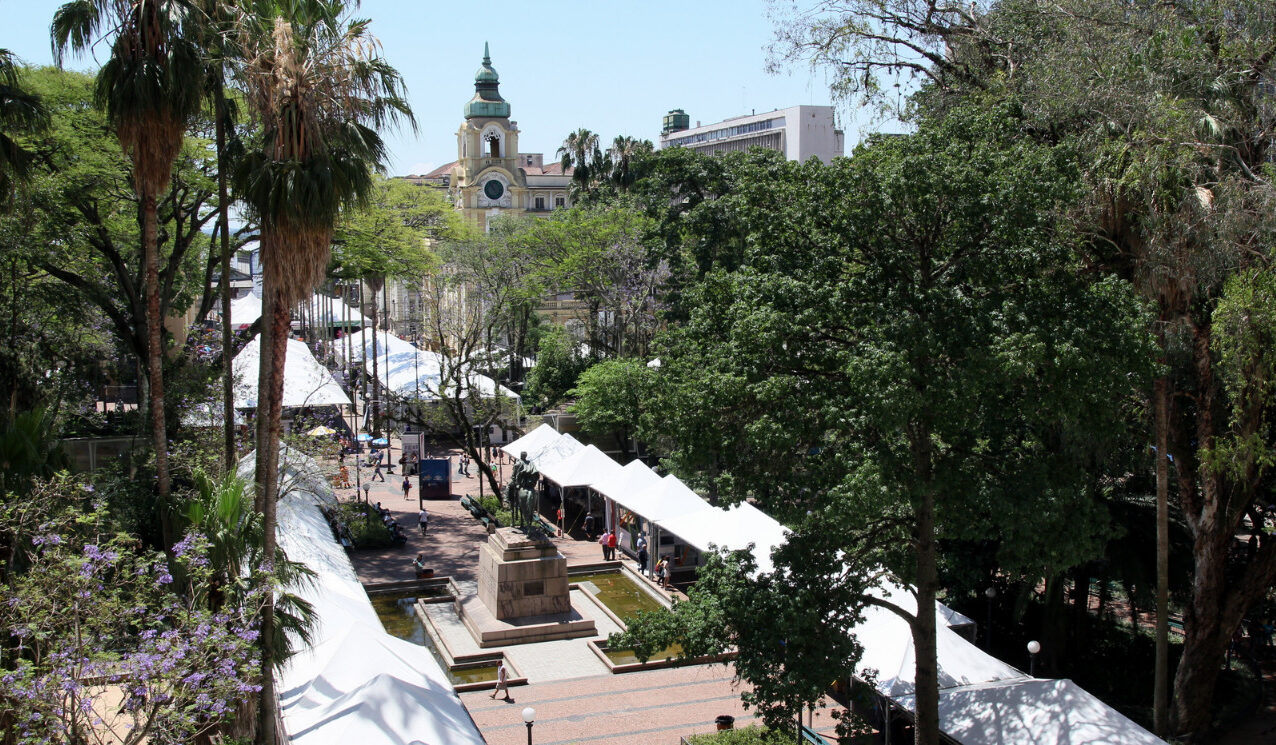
[984,587,996,650]
[1027,640,1041,677]
[522,707,535,745]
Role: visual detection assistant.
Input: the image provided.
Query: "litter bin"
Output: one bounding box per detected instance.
[715,715,735,730]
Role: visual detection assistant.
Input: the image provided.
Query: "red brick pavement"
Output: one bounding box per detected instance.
[460,664,842,745]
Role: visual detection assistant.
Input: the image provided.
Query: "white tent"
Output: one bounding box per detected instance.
[591,459,664,505]
[341,329,519,403]
[523,431,583,471]
[294,293,372,329]
[894,677,1166,745]
[538,444,622,488]
[229,293,263,330]
[228,292,371,331]
[620,474,710,524]
[655,501,789,574]
[250,449,486,745]
[232,337,351,409]
[854,584,1026,699]
[502,424,562,460]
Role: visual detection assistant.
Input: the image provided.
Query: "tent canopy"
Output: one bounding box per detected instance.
[538,443,621,488]
[895,677,1166,745]
[620,474,708,524]
[655,501,788,573]
[591,459,664,506]
[228,292,370,331]
[295,292,372,329]
[340,329,518,402]
[232,337,351,409]
[246,449,486,745]
[229,293,262,330]
[502,424,561,460]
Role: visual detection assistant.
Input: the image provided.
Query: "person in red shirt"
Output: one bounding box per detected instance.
[606,529,618,561]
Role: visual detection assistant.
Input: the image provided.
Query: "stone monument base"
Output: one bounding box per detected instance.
[458,594,597,647]
[463,527,595,647]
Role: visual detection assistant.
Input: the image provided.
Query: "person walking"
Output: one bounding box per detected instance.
[338,464,350,489]
[372,451,385,482]
[418,507,429,535]
[490,660,511,700]
[401,475,412,500]
[599,529,610,560]
[636,534,649,577]
[583,513,596,541]
[556,506,564,537]
[607,529,618,561]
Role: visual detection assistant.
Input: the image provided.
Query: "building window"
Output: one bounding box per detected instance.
[535,196,545,210]
[486,133,500,158]
[554,196,565,208]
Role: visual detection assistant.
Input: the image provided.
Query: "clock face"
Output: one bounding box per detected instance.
[484,179,505,200]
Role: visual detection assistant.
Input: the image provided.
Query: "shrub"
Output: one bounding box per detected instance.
[331,501,393,549]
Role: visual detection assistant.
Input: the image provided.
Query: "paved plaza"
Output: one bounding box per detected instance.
[340,442,840,745]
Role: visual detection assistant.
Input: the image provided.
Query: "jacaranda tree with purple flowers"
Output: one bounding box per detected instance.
[0,476,261,744]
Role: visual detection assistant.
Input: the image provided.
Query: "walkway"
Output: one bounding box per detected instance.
[339,442,828,744]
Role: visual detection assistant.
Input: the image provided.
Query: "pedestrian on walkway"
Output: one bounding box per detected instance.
[402,475,412,500]
[607,529,618,560]
[636,534,649,576]
[659,556,671,588]
[490,660,511,700]
[373,457,385,482]
[339,465,350,489]
[556,506,564,537]
[599,529,612,560]
[583,513,596,541]
[418,507,429,535]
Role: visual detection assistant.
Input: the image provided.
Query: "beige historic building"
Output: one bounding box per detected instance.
[409,44,572,232]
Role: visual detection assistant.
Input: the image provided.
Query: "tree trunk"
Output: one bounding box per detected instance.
[912,481,940,745]
[369,281,381,436]
[253,289,288,745]
[217,84,235,473]
[1153,374,1170,736]
[143,191,171,545]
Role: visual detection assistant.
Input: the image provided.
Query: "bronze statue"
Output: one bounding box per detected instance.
[503,450,541,534]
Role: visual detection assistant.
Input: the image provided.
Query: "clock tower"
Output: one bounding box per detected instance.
[453,43,524,231]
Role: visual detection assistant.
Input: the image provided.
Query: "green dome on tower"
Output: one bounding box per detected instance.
[465,42,510,119]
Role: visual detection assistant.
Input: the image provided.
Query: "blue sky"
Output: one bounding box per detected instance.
[4,0,884,175]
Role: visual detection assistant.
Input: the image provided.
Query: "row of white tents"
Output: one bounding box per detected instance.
[500,425,1166,745]
[228,292,374,331]
[250,448,487,745]
[338,328,520,405]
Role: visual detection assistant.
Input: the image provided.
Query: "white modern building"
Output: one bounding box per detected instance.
[658,105,845,164]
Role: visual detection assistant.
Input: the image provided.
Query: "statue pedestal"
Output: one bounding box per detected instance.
[461,527,596,647]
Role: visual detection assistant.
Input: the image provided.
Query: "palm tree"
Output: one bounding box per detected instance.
[231,2,410,740]
[52,0,205,540]
[189,0,243,472]
[607,135,652,191]
[558,127,601,197]
[0,49,49,210]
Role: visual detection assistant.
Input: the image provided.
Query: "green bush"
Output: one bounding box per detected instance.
[478,494,513,527]
[686,725,791,745]
[331,502,393,549]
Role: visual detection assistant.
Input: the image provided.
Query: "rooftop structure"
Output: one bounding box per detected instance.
[659,105,845,164]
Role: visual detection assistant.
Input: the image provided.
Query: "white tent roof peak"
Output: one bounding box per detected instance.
[232,337,350,409]
[539,443,621,488]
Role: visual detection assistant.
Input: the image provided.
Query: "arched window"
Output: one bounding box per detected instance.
[485,132,501,158]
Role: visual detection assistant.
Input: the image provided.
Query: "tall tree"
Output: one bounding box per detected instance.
[769,2,1276,734]
[0,50,48,209]
[606,134,653,192]
[557,127,601,197]
[643,114,1152,744]
[52,0,205,539]
[230,2,410,740]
